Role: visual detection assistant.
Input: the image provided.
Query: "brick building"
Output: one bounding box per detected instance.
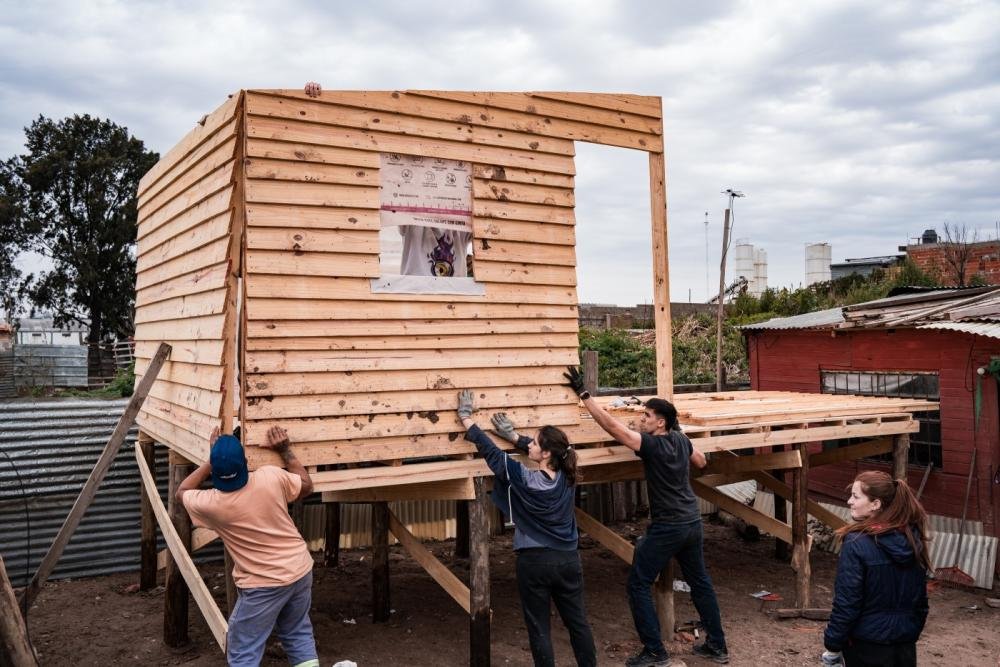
[904,236,1000,286]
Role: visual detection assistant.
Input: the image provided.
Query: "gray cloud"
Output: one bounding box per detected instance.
[2,0,997,304]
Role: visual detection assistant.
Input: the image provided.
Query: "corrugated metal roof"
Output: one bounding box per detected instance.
[918,321,1000,340]
[740,307,845,331]
[0,398,222,587]
[741,287,1000,337]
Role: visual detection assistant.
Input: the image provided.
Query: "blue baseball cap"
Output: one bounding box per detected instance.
[210,435,248,492]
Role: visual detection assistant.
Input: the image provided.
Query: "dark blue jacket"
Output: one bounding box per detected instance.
[464,424,577,551]
[824,527,929,651]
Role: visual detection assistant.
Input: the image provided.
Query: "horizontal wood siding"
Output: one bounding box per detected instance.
[133,94,243,462]
[747,328,1000,537]
[240,89,663,468]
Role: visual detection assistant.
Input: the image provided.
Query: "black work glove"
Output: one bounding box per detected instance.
[564,366,591,400]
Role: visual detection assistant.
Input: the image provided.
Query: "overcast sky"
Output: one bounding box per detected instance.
[3,0,998,305]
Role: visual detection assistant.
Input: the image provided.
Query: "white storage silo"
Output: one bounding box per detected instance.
[805,243,832,286]
[753,248,768,296]
[732,240,755,288]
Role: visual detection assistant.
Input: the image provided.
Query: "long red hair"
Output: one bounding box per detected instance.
[836,470,931,570]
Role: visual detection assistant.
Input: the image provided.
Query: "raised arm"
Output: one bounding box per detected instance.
[176,426,219,504]
[565,367,642,451]
[263,426,313,501]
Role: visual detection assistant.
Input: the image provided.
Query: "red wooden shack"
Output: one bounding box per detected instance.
[743,287,1000,558]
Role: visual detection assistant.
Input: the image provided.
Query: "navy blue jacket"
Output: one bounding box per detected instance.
[464,424,578,551]
[824,527,929,651]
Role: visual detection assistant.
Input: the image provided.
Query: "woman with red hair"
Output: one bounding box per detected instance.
[822,471,931,666]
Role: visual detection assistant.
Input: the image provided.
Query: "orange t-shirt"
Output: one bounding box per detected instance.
[182,466,313,588]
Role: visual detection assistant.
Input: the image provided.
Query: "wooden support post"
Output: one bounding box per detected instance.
[324,502,341,568]
[791,443,810,609]
[655,560,675,642]
[649,150,673,401]
[582,350,598,395]
[371,502,390,623]
[455,500,470,559]
[164,456,194,646]
[772,446,789,561]
[139,433,158,591]
[19,342,171,608]
[290,499,305,535]
[0,554,37,667]
[223,549,237,617]
[469,477,491,667]
[892,434,910,480]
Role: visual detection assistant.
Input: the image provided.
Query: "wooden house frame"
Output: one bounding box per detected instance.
[132,89,936,663]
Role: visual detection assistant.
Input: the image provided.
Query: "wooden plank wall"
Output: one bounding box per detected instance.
[133,94,244,463]
[240,89,664,468]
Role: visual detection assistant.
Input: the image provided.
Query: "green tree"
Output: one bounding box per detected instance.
[0,162,32,323]
[2,114,158,362]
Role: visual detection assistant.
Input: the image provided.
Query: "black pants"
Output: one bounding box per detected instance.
[515,548,597,667]
[844,638,917,667]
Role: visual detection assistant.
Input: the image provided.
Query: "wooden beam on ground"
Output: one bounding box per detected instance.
[809,438,893,467]
[0,554,37,666]
[387,509,471,614]
[469,477,491,667]
[792,443,811,609]
[19,342,171,608]
[371,502,390,623]
[648,150,672,400]
[139,433,158,591]
[691,479,793,545]
[134,444,227,651]
[775,608,831,621]
[700,448,802,475]
[157,527,220,570]
[575,507,635,564]
[165,458,194,646]
[892,434,910,480]
[751,473,847,531]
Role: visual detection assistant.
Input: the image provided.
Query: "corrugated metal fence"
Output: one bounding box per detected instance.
[0,398,225,587]
[13,345,88,389]
[0,350,13,398]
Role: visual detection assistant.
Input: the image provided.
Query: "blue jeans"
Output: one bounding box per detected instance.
[227,570,319,667]
[627,520,726,654]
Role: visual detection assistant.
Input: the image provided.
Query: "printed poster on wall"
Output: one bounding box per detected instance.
[379,153,473,232]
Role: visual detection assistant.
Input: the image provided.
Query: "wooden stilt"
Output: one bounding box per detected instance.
[455,500,470,559]
[469,477,491,667]
[892,434,910,480]
[371,501,390,623]
[0,554,37,666]
[772,445,789,561]
[290,499,305,535]
[791,443,810,609]
[223,549,237,616]
[324,501,341,568]
[164,455,194,646]
[139,433,158,591]
[655,560,675,642]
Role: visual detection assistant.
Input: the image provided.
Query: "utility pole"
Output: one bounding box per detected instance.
[716,189,744,392]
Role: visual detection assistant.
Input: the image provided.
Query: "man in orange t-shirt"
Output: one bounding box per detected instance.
[178,426,317,667]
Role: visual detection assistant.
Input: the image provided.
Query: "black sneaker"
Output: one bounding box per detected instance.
[625,647,673,667]
[692,640,730,664]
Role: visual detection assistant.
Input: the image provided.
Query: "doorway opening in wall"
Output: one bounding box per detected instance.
[820,370,942,468]
[573,142,656,392]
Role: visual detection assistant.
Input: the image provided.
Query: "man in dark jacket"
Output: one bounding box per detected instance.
[824,528,929,666]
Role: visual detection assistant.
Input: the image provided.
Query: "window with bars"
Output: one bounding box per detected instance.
[820,370,941,469]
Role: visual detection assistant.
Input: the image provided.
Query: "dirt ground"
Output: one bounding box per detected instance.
[21,520,1000,666]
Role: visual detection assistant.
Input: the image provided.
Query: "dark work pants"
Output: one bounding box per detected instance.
[844,639,917,667]
[515,548,597,667]
[627,519,726,655]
